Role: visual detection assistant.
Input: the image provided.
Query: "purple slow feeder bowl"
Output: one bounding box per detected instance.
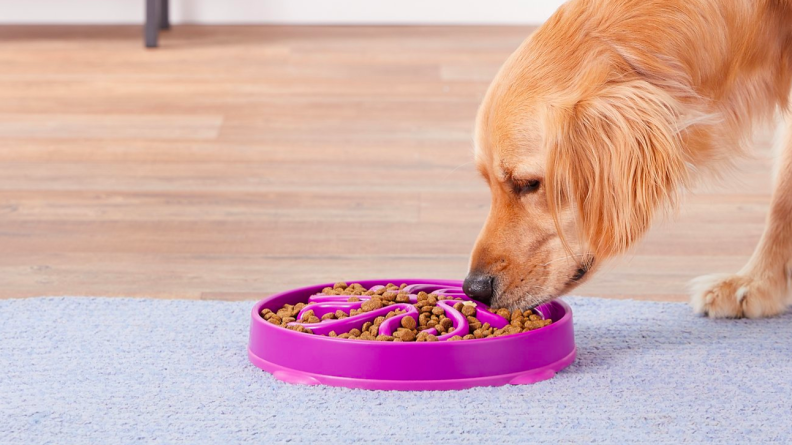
[248,279,575,390]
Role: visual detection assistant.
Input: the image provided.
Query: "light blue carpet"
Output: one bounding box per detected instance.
[1,296,791,444]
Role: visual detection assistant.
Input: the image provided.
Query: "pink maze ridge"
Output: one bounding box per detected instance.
[286,283,527,341]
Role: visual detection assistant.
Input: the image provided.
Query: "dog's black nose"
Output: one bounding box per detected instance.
[463,273,494,305]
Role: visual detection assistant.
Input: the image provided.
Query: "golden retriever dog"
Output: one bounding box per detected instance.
[463,0,792,318]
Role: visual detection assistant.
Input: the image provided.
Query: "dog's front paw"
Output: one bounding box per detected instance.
[689,273,787,318]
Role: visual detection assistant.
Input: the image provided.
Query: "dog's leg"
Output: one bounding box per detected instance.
[690,116,792,318]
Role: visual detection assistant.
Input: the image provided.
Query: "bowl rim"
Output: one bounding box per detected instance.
[250,278,572,345]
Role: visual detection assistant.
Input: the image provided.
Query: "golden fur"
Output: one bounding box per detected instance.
[470,0,792,317]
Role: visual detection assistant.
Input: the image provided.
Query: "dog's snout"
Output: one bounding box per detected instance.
[463,273,494,305]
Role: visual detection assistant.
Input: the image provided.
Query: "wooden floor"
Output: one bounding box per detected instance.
[0,25,776,301]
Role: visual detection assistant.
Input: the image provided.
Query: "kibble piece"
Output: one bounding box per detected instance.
[369,325,379,336]
[494,308,509,319]
[322,287,334,294]
[276,308,291,318]
[334,282,348,289]
[447,335,463,341]
[427,319,438,328]
[463,334,475,340]
[347,296,360,302]
[426,334,439,342]
[427,295,438,305]
[417,292,429,301]
[321,313,336,321]
[349,329,361,337]
[376,335,395,341]
[362,322,373,332]
[421,306,433,313]
[395,293,410,303]
[453,302,464,311]
[401,329,418,341]
[439,318,453,331]
[529,314,542,321]
[335,310,349,319]
[461,305,477,317]
[400,316,417,329]
[361,297,383,312]
[268,315,282,325]
[398,330,416,341]
[431,307,445,316]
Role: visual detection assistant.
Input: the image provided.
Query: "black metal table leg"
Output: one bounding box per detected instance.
[145,0,159,48]
[160,0,170,30]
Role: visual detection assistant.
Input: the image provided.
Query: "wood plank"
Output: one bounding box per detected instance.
[0,114,222,140]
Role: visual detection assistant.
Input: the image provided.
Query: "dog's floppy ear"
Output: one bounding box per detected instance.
[545,80,690,259]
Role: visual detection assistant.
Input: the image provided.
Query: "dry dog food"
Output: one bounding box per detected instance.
[260,282,552,342]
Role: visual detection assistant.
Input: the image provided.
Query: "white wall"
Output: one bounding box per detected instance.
[0,0,566,25]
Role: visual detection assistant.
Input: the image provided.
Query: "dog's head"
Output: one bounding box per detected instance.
[464,25,690,309]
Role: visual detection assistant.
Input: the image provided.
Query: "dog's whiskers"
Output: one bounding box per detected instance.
[441,160,474,180]
[542,253,586,267]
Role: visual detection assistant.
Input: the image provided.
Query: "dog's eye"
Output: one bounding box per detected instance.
[513,179,541,195]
